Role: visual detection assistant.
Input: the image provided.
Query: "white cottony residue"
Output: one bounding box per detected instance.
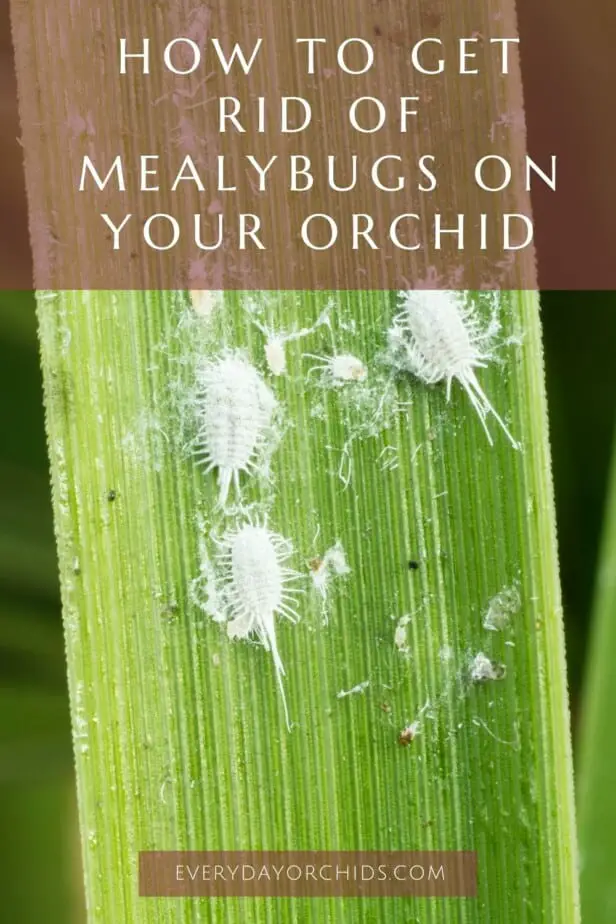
[190,535,226,624]
[471,716,520,750]
[246,297,334,376]
[394,614,412,656]
[337,680,370,699]
[401,698,433,742]
[401,646,510,750]
[470,652,507,683]
[483,584,521,632]
[310,541,351,598]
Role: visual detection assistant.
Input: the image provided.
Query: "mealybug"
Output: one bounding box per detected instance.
[247,316,290,376]
[216,521,302,730]
[263,336,288,376]
[246,301,333,377]
[305,352,368,385]
[190,290,222,320]
[195,353,276,505]
[389,291,519,449]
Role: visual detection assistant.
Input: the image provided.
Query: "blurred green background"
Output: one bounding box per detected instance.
[1,0,615,921]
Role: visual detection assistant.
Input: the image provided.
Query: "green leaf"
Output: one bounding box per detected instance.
[37,289,578,922]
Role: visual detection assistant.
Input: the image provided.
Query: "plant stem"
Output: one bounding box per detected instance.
[35,289,578,923]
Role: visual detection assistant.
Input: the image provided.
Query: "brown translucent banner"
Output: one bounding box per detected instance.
[138,850,477,898]
[7,1,607,289]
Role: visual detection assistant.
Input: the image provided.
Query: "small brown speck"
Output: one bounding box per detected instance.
[398,725,416,746]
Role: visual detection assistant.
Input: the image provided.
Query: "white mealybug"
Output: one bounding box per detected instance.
[263,336,288,377]
[246,303,334,377]
[190,290,223,320]
[195,353,276,505]
[304,352,368,385]
[389,291,519,449]
[216,522,302,730]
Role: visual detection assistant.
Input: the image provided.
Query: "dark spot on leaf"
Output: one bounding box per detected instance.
[398,726,416,746]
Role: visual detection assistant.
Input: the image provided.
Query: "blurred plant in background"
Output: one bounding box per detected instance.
[0,292,80,921]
